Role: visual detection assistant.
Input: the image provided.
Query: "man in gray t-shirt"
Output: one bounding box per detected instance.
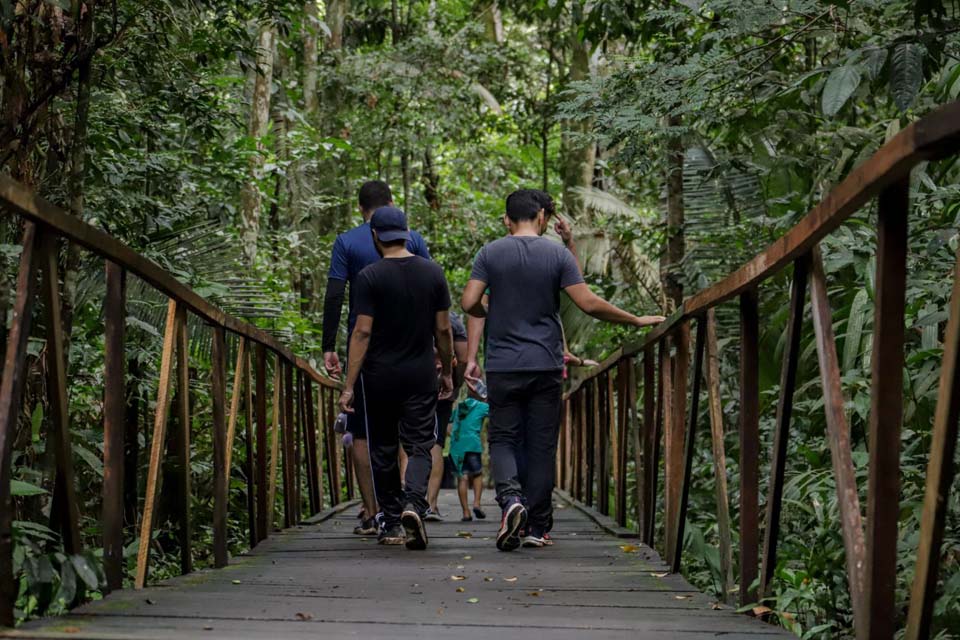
[462,189,664,551]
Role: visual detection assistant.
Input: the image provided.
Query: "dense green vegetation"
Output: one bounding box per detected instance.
[2,0,959,636]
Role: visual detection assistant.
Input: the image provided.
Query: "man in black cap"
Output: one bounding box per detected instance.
[339,206,454,549]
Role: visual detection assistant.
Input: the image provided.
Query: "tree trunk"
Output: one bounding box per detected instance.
[325,0,349,51]
[478,0,504,44]
[422,146,440,236]
[303,1,319,113]
[401,148,411,209]
[560,28,595,222]
[240,22,275,266]
[663,114,684,310]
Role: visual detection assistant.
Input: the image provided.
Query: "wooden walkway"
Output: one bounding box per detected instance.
[5,491,789,639]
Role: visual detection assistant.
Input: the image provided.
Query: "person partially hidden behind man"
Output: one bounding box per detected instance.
[339,206,454,549]
[322,180,432,535]
[462,189,664,551]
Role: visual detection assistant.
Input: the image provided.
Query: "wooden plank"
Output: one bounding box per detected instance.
[704,308,734,603]
[174,304,192,575]
[739,289,760,606]
[863,181,908,640]
[0,175,340,391]
[268,359,282,529]
[254,344,269,542]
[673,317,706,573]
[759,257,808,600]
[666,323,689,563]
[211,326,228,568]
[102,261,126,592]
[225,337,247,484]
[809,245,866,630]
[135,299,179,589]
[904,252,960,640]
[243,347,257,548]
[38,231,82,556]
[0,223,41,626]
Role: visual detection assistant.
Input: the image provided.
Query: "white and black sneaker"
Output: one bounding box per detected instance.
[401,509,428,550]
[496,499,527,552]
[423,508,443,522]
[522,526,546,548]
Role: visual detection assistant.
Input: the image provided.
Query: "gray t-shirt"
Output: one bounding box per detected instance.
[470,236,585,373]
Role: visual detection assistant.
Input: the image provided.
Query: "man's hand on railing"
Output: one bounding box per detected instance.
[633,315,666,327]
[324,351,342,379]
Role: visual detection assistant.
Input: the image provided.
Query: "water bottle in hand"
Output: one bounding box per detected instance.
[334,412,348,434]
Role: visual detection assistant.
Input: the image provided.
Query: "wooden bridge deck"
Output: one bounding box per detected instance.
[4,491,789,640]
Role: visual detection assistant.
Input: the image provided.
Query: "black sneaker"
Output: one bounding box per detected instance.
[401,509,428,550]
[353,517,377,535]
[423,508,443,522]
[496,500,527,552]
[378,524,405,545]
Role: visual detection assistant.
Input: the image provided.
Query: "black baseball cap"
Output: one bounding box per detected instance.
[370,206,410,243]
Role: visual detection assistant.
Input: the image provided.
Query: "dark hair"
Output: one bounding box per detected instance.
[531,189,556,217]
[505,189,543,222]
[359,180,393,212]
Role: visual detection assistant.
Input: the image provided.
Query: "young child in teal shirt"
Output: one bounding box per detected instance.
[449,394,489,521]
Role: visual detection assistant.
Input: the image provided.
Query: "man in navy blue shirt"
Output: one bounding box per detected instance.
[322,181,431,535]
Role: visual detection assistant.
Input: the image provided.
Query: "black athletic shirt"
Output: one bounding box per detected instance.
[353,256,451,392]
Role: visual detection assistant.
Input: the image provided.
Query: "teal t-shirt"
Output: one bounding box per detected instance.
[448,398,489,474]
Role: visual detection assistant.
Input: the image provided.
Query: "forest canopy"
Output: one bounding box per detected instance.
[2,0,960,637]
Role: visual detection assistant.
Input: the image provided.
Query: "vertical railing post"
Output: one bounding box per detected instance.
[283,360,296,525]
[39,231,82,556]
[641,345,656,545]
[667,323,689,564]
[615,359,629,527]
[739,289,760,605]
[173,305,192,574]
[211,326,228,568]
[674,317,706,572]
[761,257,808,598]
[103,261,126,592]
[599,373,611,516]
[135,300,179,589]
[243,348,257,548]
[648,338,669,547]
[0,223,41,625]
[254,343,268,542]
[810,245,867,630]
[863,180,908,640]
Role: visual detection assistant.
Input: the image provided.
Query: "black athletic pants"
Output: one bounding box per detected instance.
[486,371,563,531]
[360,374,437,527]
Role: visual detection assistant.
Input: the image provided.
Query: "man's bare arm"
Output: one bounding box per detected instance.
[564,283,665,327]
[461,279,488,318]
[435,311,454,399]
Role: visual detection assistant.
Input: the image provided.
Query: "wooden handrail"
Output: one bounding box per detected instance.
[566,101,960,397]
[0,175,339,390]
[0,176,350,625]
[558,101,960,640]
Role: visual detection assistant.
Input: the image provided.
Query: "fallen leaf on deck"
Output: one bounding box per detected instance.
[467,597,479,604]
[710,603,722,610]
[619,544,638,553]
[231,580,242,585]
[484,577,494,582]
[752,605,773,617]
[456,587,465,593]
[62,628,81,634]
[203,626,214,631]
[527,591,541,597]
[457,531,472,538]
[145,599,156,605]
[504,576,518,582]
[674,595,692,600]
[295,612,313,621]
[463,555,472,560]
[451,575,466,581]
[650,572,669,578]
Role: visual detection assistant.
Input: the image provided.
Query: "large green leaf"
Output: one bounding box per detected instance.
[889,43,925,111]
[11,479,46,496]
[821,65,862,117]
[843,289,869,370]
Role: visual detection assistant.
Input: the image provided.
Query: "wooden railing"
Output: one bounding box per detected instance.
[559,101,960,640]
[0,177,347,626]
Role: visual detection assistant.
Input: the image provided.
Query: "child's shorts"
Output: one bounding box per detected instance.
[461,452,482,476]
